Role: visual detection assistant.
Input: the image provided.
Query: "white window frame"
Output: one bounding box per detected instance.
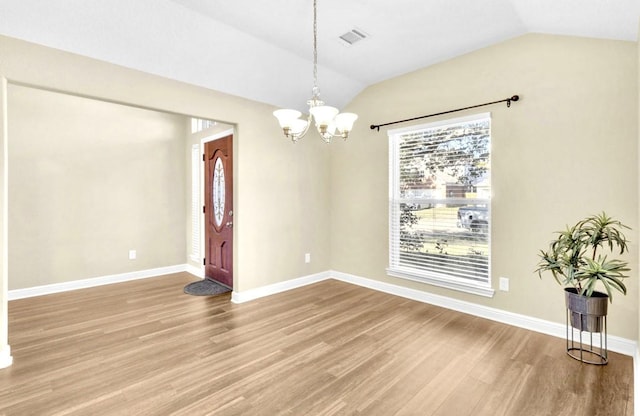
[189,144,201,262]
[387,113,494,297]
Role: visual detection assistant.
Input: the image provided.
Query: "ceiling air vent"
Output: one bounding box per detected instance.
[338,28,368,47]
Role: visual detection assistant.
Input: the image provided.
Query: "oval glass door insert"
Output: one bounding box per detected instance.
[213,156,225,227]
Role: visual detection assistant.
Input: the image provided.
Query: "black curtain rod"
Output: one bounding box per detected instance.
[370,94,520,131]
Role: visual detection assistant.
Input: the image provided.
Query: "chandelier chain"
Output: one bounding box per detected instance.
[312,0,318,97]
[272,0,358,143]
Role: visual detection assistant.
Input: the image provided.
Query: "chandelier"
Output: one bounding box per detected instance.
[273,0,358,143]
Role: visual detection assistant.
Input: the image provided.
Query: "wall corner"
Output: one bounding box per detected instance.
[0,76,10,368]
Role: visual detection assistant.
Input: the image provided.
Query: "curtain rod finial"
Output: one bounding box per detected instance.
[507,95,519,108]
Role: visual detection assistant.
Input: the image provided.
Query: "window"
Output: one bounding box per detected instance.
[190,117,219,263]
[191,118,217,134]
[190,144,201,262]
[388,113,494,297]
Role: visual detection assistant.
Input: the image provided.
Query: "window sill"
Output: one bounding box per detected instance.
[386,267,495,298]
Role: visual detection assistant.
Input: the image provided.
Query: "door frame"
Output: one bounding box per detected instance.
[199,128,235,284]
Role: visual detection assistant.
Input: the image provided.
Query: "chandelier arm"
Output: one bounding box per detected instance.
[316,127,349,142]
[326,131,349,140]
[288,113,314,143]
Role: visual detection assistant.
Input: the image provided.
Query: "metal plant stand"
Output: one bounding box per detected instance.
[566,308,608,365]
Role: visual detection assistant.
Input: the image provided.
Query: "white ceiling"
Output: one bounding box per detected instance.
[1,0,638,112]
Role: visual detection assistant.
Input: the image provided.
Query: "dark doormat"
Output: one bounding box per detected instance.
[184,279,231,296]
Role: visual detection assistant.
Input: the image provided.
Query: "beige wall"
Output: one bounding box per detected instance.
[0,77,8,360]
[330,33,639,340]
[7,85,187,289]
[0,35,333,356]
[0,35,332,291]
[637,20,640,355]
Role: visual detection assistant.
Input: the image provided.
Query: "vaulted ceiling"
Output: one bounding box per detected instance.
[1,0,638,111]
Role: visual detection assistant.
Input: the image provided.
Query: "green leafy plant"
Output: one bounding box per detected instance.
[535,212,631,302]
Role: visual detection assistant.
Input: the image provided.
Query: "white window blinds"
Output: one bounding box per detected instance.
[388,113,493,297]
[190,144,201,262]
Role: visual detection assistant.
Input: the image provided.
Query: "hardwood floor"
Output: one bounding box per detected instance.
[0,273,633,415]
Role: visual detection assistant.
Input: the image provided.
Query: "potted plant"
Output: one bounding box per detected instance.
[535,212,631,333]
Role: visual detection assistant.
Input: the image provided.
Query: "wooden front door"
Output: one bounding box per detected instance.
[204,135,233,288]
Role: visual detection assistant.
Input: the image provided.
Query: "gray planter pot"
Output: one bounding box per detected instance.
[564,288,608,332]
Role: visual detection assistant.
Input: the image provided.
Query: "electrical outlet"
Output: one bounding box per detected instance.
[129,250,137,260]
[499,277,509,292]
[305,253,311,263]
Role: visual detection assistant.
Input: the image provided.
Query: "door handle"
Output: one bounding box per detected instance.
[226,221,233,228]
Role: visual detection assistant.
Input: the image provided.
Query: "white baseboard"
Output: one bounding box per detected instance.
[0,345,12,369]
[7,265,636,358]
[330,270,637,357]
[231,271,331,304]
[185,263,204,279]
[8,264,189,301]
[229,269,637,356]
